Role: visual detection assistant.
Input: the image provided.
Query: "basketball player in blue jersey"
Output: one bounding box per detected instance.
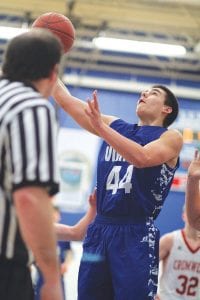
[53,80,183,300]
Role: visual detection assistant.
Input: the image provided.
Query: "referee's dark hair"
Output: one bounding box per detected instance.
[2,28,63,82]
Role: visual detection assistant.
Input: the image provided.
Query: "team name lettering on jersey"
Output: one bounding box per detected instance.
[105,146,126,162]
[173,260,200,274]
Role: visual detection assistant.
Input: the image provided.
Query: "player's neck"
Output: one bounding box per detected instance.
[183,226,200,243]
[138,119,163,127]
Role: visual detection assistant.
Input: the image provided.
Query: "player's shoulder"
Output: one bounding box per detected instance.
[161,230,180,243]
[159,232,174,253]
[168,128,182,137]
[106,115,119,126]
[160,231,174,241]
[162,128,182,138]
[161,128,183,145]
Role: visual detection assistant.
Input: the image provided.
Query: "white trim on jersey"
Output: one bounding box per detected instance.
[23,108,37,181]
[0,189,6,250]
[10,116,23,183]
[37,106,51,181]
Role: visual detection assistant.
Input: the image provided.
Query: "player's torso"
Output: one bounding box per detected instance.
[96,119,177,218]
[158,230,200,300]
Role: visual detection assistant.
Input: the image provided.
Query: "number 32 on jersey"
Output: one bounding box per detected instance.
[106,165,133,194]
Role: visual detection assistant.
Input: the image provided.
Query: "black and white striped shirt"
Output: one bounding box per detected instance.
[0,79,59,265]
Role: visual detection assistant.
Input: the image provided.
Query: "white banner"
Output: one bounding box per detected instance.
[55,128,100,212]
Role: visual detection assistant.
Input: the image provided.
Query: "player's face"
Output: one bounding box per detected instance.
[136,87,167,122]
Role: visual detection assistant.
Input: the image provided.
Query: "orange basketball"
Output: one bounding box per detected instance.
[32,12,75,53]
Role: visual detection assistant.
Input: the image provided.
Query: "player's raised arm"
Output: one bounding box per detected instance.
[186,150,200,230]
[85,91,183,168]
[55,190,97,241]
[52,79,117,135]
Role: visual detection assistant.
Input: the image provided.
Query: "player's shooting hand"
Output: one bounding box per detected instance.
[85,90,105,132]
[188,149,200,180]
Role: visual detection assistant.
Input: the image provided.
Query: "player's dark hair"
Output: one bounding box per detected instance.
[2,28,63,82]
[152,85,179,128]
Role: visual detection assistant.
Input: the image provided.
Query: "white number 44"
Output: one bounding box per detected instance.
[106,165,133,194]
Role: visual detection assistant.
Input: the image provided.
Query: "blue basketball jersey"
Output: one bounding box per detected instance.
[97,119,179,219]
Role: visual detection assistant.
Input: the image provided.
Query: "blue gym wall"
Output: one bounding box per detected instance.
[55,85,199,236]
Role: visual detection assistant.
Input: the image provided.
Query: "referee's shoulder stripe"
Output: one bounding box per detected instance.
[2,98,55,126]
[0,80,26,98]
[0,83,54,116]
[0,87,38,108]
[0,79,9,89]
[0,80,56,126]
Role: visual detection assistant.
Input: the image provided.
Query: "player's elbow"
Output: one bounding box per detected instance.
[132,154,151,168]
[134,160,148,168]
[70,226,85,241]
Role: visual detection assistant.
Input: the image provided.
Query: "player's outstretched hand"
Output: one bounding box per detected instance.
[85,90,105,132]
[188,149,200,180]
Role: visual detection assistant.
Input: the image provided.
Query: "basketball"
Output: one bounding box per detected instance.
[32,12,75,53]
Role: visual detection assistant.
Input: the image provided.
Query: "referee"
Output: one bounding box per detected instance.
[0,29,64,300]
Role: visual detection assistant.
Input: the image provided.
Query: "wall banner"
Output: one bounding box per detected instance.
[55,128,100,212]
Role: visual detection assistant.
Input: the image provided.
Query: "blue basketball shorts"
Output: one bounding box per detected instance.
[78,215,160,300]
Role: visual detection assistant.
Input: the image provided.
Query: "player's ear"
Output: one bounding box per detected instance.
[163,105,172,115]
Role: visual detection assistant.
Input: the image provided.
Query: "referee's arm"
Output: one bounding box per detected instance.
[14,186,61,283]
